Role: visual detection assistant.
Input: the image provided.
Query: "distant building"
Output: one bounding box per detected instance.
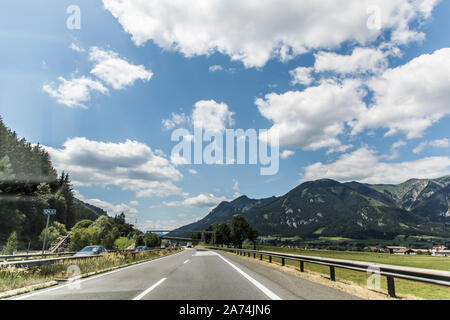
[433,246,448,251]
[393,248,414,255]
[383,246,407,254]
[433,250,450,257]
[411,249,431,255]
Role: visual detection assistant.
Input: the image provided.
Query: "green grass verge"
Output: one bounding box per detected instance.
[0,249,182,294]
[240,245,450,300]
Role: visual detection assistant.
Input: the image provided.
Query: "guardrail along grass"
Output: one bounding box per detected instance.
[0,252,77,262]
[0,249,182,294]
[239,246,450,300]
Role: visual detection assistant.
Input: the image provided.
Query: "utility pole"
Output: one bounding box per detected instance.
[42,209,56,256]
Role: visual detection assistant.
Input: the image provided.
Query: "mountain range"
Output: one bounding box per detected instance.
[174,176,450,239]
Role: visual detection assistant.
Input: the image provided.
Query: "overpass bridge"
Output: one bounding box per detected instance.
[146,230,216,243]
[159,236,193,242]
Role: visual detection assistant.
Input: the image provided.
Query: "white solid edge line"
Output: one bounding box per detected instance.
[214,252,282,300]
[133,278,166,300]
[11,250,186,300]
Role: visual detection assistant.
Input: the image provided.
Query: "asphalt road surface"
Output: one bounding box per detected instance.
[10,248,359,300]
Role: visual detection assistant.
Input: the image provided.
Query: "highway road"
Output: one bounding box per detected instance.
[10,248,359,300]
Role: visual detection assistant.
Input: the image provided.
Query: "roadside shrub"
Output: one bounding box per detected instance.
[114,237,135,250]
[2,231,18,255]
[69,226,101,251]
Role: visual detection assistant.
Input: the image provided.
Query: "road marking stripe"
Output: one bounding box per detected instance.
[12,250,187,300]
[214,252,282,300]
[133,278,166,300]
[184,260,189,264]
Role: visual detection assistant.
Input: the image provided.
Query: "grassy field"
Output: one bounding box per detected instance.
[0,248,182,294]
[240,245,450,300]
[258,235,450,249]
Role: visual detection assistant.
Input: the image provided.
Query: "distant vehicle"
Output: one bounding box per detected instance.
[135,246,148,252]
[187,242,192,248]
[74,245,107,257]
[160,244,166,249]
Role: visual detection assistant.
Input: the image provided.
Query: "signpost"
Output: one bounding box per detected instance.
[42,209,56,256]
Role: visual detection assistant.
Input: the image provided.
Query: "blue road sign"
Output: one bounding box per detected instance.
[43,209,56,215]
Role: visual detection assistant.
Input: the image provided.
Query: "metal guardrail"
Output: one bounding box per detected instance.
[0,247,179,268]
[0,255,100,268]
[0,252,77,262]
[208,247,450,297]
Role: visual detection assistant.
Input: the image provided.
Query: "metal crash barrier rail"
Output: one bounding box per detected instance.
[207,246,450,297]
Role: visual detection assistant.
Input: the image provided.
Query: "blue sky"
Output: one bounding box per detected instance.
[1,0,449,230]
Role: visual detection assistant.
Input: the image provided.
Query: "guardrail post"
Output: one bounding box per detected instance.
[269,256,272,263]
[260,254,263,261]
[300,261,304,272]
[330,266,336,281]
[253,253,256,259]
[281,258,285,266]
[248,252,250,257]
[387,276,396,297]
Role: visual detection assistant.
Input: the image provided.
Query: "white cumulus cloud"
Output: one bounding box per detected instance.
[102,0,436,68]
[162,100,234,134]
[413,138,450,154]
[43,76,109,108]
[289,67,314,85]
[209,65,223,72]
[302,147,450,184]
[70,43,85,52]
[164,193,227,208]
[89,47,153,90]
[280,150,295,159]
[162,112,189,130]
[191,100,234,133]
[44,137,183,198]
[314,47,388,75]
[353,48,450,139]
[256,79,366,150]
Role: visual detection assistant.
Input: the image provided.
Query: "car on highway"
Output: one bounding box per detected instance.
[74,245,107,257]
[135,246,149,252]
[186,242,192,248]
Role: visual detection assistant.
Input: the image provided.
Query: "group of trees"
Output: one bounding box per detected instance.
[0,118,110,249]
[68,213,156,251]
[0,118,77,246]
[0,118,150,252]
[135,232,161,248]
[200,214,259,249]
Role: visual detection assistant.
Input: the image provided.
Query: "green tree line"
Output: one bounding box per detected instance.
[0,117,77,246]
[0,118,147,251]
[195,214,259,249]
[68,213,160,251]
